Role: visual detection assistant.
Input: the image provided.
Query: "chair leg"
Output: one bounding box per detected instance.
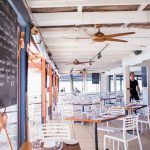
[141,123,143,133]
[104,136,106,150]
[145,123,148,130]
[108,138,111,146]
[124,142,127,150]
[138,137,143,150]
[117,141,119,150]
[113,139,114,150]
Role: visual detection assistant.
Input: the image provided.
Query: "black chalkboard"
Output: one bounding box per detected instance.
[141,67,147,87]
[0,1,18,108]
[92,73,99,84]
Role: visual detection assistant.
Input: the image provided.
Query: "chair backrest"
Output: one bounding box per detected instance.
[61,104,74,119]
[123,114,138,131]
[145,106,150,122]
[107,106,125,115]
[30,125,41,142]
[40,123,70,141]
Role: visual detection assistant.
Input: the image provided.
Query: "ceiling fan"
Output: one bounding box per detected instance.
[62,28,135,43]
[58,58,95,66]
[73,58,95,65]
[89,28,135,43]
[76,68,94,74]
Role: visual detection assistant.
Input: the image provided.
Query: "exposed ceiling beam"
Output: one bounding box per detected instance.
[39,23,124,29]
[44,38,150,46]
[77,6,83,12]
[29,0,150,8]
[33,11,150,26]
[138,3,148,11]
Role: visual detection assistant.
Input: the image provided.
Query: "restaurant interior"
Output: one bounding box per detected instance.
[0,0,150,150]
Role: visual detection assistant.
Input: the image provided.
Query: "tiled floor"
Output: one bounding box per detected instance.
[71,121,150,150]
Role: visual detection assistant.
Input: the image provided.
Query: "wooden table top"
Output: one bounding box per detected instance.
[125,104,147,111]
[71,102,100,106]
[65,114,125,123]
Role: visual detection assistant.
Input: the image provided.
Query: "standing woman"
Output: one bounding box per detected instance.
[130,72,141,101]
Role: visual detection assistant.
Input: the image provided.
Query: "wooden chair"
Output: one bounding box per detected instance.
[19,142,32,150]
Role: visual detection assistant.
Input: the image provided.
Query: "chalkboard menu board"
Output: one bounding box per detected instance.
[0,1,18,108]
[92,73,100,84]
[141,67,147,87]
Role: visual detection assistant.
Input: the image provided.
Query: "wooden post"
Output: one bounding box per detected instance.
[56,75,59,102]
[49,65,53,119]
[53,72,56,105]
[41,58,46,124]
[55,74,58,101]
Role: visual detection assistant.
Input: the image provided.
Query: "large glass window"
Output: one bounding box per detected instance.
[59,74,100,93]
[109,75,142,92]
[109,75,123,92]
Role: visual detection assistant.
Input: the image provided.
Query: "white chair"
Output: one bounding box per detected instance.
[41,123,70,140]
[138,106,150,133]
[104,114,143,150]
[40,123,78,148]
[29,125,41,142]
[97,107,125,133]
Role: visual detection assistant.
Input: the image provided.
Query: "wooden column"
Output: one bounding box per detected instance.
[53,72,56,105]
[56,75,59,102]
[123,66,130,104]
[49,65,53,119]
[41,58,46,123]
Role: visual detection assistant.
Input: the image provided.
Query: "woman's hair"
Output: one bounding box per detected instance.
[130,72,134,76]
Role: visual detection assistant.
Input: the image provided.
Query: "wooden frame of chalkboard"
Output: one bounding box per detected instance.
[0,0,18,108]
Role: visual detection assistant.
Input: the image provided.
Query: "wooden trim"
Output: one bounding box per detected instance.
[64,115,125,123]
[17,32,25,145]
[53,72,56,105]
[41,58,46,123]
[49,65,53,117]
[55,75,58,102]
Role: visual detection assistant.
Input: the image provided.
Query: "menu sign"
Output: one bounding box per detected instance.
[0,1,18,108]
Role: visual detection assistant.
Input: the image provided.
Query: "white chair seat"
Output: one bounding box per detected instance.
[104,115,143,150]
[63,139,79,145]
[97,126,122,133]
[105,132,138,142]
[138,116,148,123]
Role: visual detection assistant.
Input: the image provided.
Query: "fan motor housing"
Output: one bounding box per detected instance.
[133,50,142,55]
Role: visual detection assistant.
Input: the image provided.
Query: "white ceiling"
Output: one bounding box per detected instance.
[27,0,150,74]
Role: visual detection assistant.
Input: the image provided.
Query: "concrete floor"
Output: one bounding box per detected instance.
[0,121,150,150]
[71,122,150,150]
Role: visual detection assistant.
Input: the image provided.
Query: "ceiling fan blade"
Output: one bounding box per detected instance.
[79,61,95,64]
[106,38,128,42]
[60,37,90,39]
[106,32,135,38]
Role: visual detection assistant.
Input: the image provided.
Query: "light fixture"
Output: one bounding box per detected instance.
[133,50,142,55]
[97,52,102,59]
[31,26,39,35]
[48,52,52,58]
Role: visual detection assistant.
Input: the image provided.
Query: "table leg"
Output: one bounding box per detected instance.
[82,105,84,112]
[81,105,85,125]
[95,122,98,150]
